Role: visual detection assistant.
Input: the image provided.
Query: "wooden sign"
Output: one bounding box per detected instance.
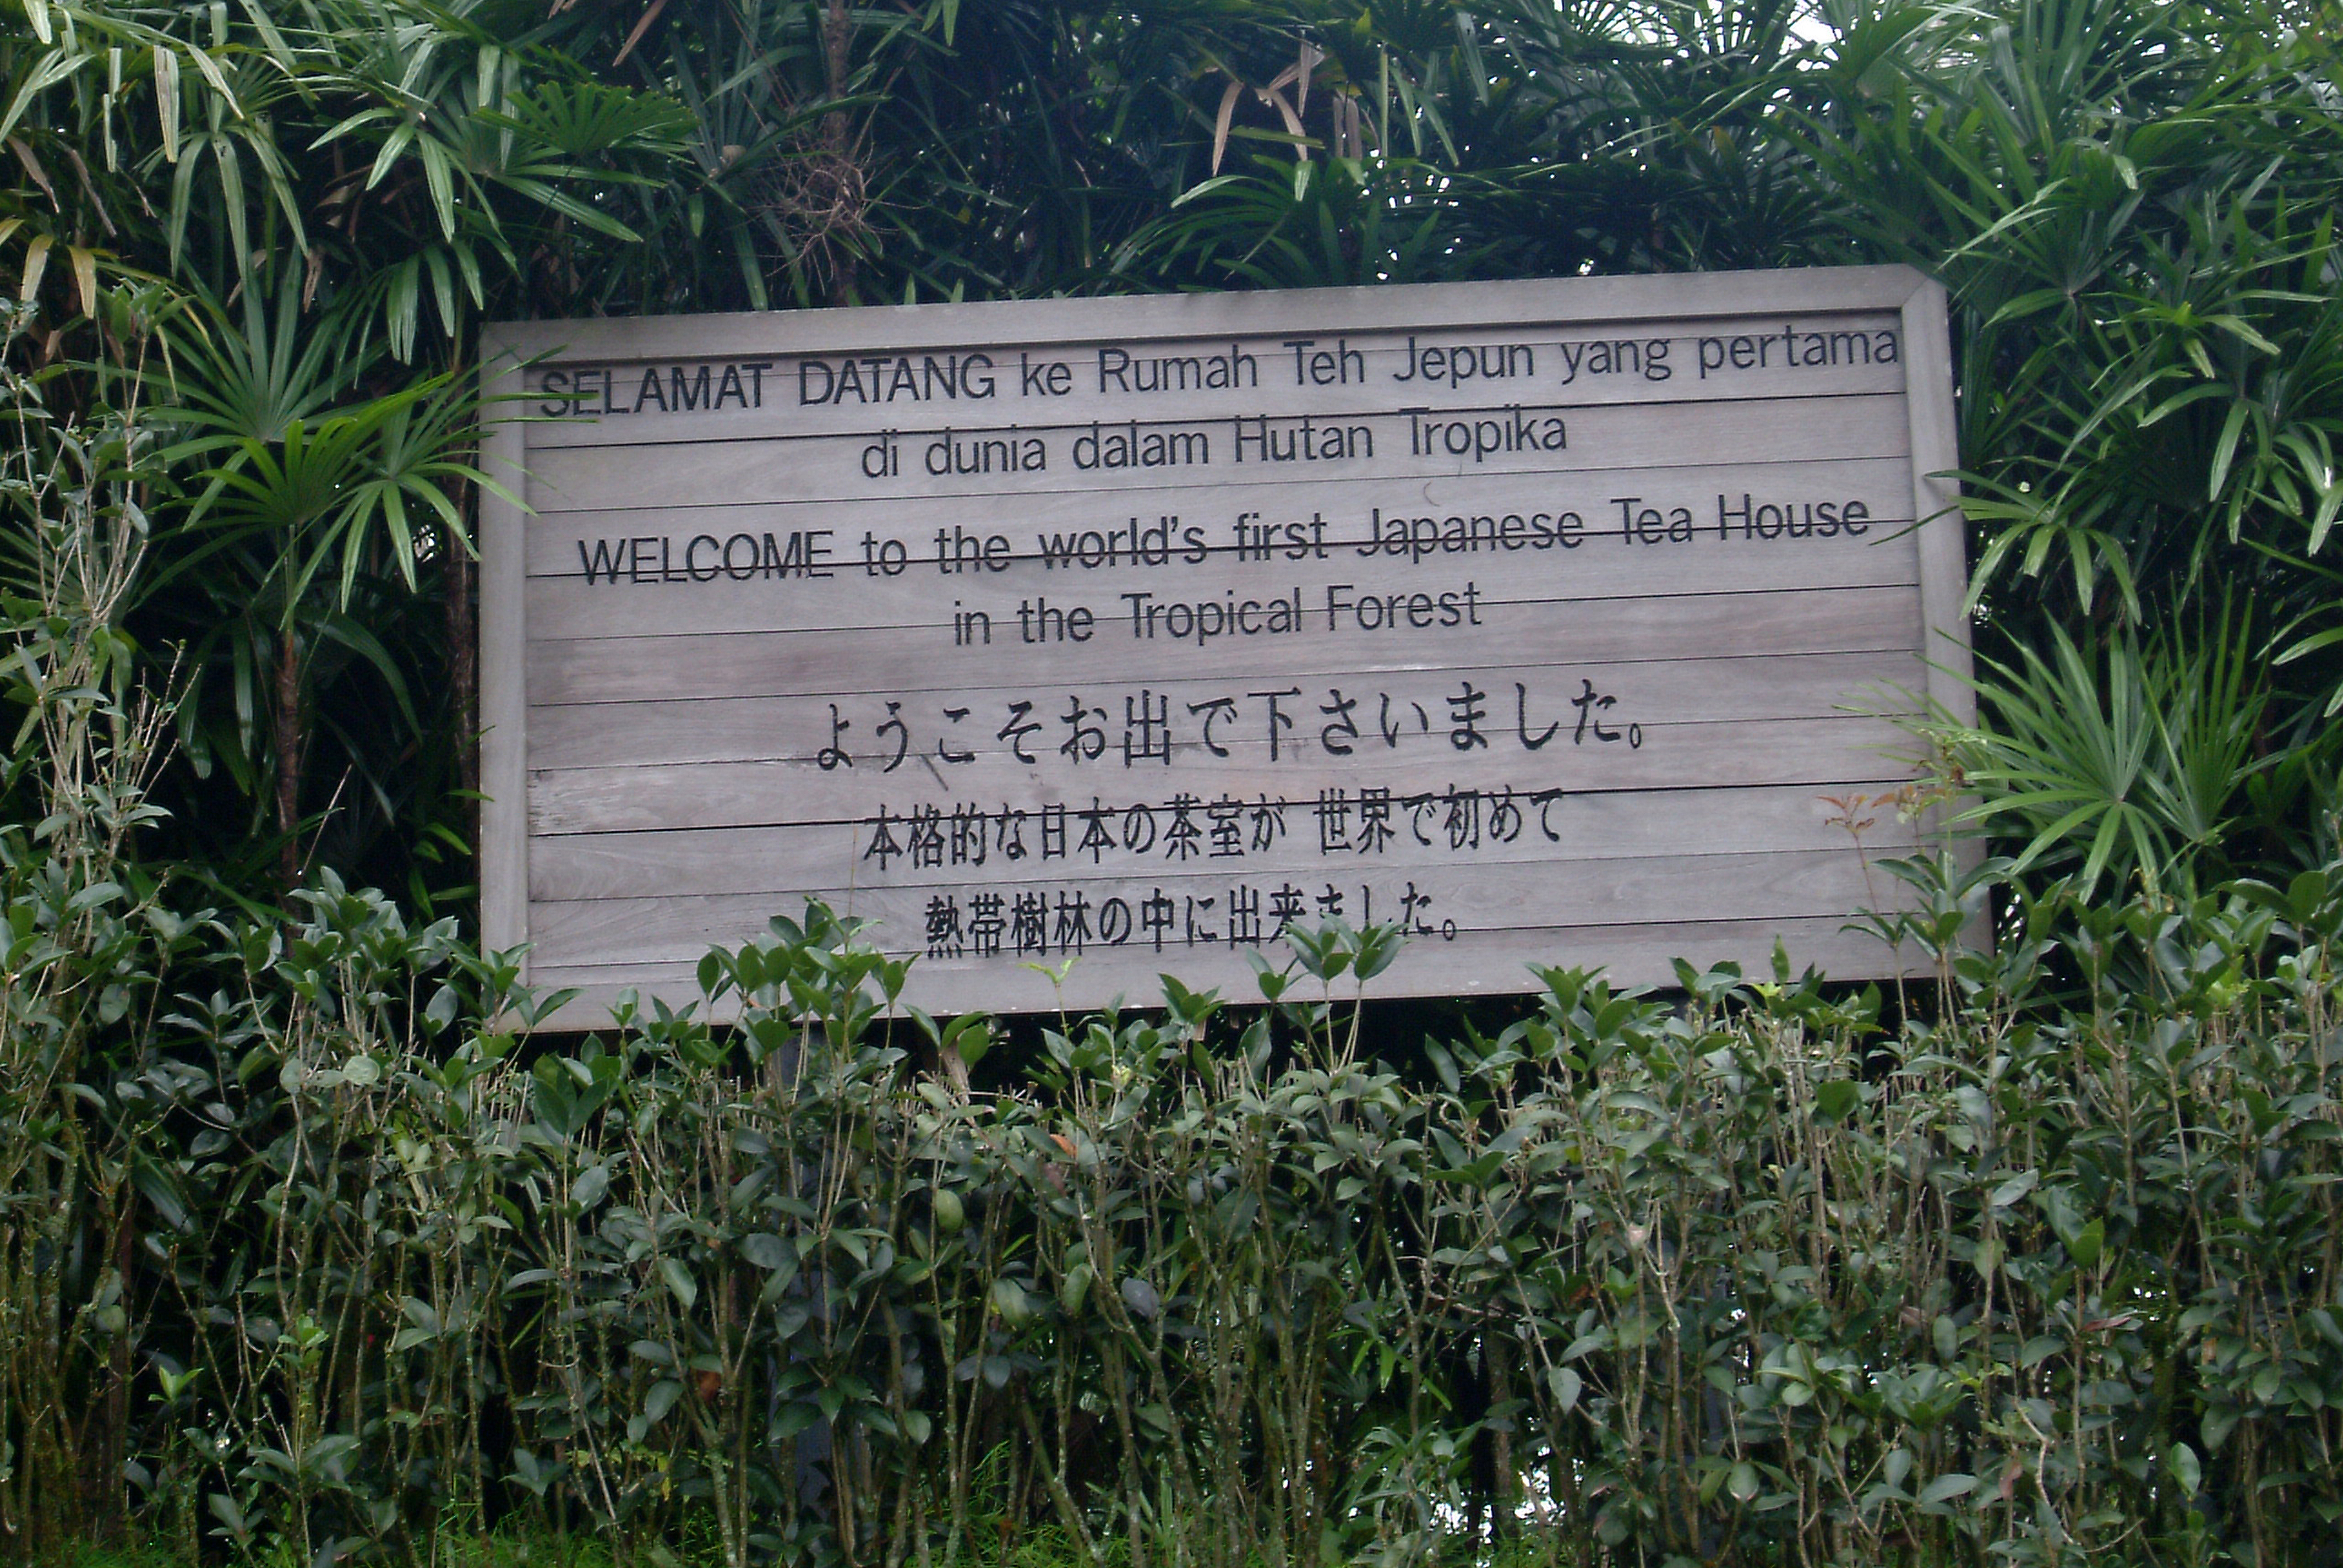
[480,267,1970,1020]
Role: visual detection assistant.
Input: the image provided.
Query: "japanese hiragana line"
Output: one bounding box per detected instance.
[816,678,1644,772]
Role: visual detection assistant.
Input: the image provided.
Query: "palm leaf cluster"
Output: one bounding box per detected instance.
[4,8,2343,1565]
[2,0,2339,899]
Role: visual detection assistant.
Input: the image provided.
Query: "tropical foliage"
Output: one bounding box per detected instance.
[4,0,2343,1564]
[3,0,2339,896]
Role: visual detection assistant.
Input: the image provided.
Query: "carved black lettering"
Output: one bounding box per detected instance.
[669,364,710,411]
[578,537,625,584]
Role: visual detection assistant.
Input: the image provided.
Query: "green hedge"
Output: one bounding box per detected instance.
[9,859,2343,1568]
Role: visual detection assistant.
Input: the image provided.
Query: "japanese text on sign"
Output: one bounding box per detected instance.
[480,268,1971,1020]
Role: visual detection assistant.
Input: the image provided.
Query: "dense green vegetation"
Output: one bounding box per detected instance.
[4,0,2339,895]
[7,680,2343,1567]
[4,0,2342,1564]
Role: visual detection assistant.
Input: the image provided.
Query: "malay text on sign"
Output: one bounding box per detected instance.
[480,267,1970,1019]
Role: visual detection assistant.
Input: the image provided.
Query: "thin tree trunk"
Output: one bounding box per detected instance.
[822,0,851,155]
[445,508,478,808]
[274,624,304,888]
[822,0,858,307]
[83,1188,136,1544]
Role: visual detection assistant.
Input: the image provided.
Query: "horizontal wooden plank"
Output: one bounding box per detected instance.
[521,527,1917,647]
[527,779,1922,903]
[513,313,1909,452]
[522,582,1923,710]
[520,454,1917,576]
[524,649,1925,773]
[486,265,1931,372]
[521,453,1915,598]
[522,844,1910,971]
[523,714,1925,836]
[522,393,1911,515]
[518,912,1931,1022]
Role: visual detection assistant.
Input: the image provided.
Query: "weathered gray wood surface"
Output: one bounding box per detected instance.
[519,457,1919,577]
[525,650,1922,771]
[515,309,1909,450]
[480,267,1969,1018]
[525,716,1921,836]
[524,395,1911,512]
[526,846,1912,966]
[524,913,1930,1026]
[527,781,1921,903]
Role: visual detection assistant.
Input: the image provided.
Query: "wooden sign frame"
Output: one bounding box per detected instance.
[481,266,1969,1022]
